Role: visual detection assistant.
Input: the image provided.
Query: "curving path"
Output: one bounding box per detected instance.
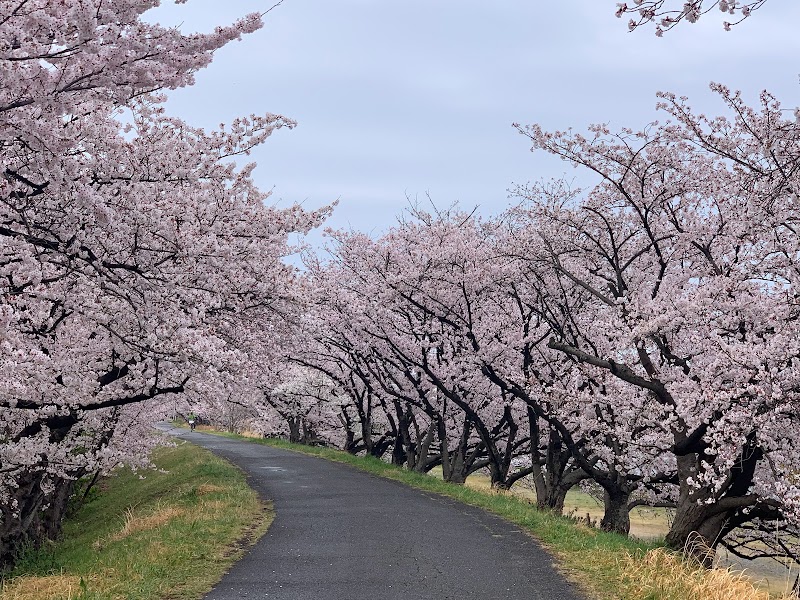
[159,425,584,600]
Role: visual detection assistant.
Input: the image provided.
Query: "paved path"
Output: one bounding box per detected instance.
[160,425,584,600]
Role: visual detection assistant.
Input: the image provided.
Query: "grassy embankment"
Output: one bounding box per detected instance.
[1,442,271,600]
[207,429,798,600]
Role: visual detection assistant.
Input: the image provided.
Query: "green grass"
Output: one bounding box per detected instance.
[204,431,660,599]
[1,442,272,600]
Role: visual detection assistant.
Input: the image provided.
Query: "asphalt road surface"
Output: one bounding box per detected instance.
[160,425,585,600]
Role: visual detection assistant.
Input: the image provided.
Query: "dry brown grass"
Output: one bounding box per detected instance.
[237,430,263,439]
[92,505,187,550]
[192,425,216,433]
[620,548,799,600]
[0,573,109,600]
[111,506,187,541]
[196,483,225,495]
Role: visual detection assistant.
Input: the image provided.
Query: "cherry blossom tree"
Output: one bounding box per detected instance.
[0,0,326,565]
[493,197,682,533]
[311,215,536,488]
[262,366,346,446]
[299,243,486,476]
[514,83,800,562]
[367,205,665,529]
[292,267,403,459]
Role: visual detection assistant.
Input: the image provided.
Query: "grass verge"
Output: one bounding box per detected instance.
[1,442,272,600]
[619,548,798,600]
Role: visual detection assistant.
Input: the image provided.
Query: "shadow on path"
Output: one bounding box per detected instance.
[158,424,584,600]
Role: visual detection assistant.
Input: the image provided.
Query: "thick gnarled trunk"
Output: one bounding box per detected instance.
[0,472,76,569]
[529,412,587,512]
[665,445,763,567]
[600,487,632,535]
[439,417,473,484]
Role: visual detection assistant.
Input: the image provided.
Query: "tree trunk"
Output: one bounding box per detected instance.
[37,477,76,543]
[391,434,406,466]
[410,419,437,473]
[301,420,317,445]
[344,430,358,454]
[338,409,359,454]
[393,402,412,468]
[663,454,726,566]
[360,416,373,455]
[528,411,587,512]
[287,416,301,444]
[538,482,572,513]
[600,487,632,535]
[665,501,726,567]
[663,444,768,567]
[441,417,473,484]
[485,405,519,490]
[0,472,76,569]
[444,456,467,484]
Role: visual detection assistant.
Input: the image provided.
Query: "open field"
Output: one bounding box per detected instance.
[1,443,271,600]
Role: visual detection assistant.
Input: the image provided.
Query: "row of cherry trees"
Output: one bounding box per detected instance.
[282,83,800,565]
[0,0,327,566]
[0,0,784,572]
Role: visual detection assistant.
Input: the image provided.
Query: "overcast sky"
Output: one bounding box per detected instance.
[145,1,800,243]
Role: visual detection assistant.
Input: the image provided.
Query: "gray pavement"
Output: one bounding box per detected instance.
[159,425,584,600]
